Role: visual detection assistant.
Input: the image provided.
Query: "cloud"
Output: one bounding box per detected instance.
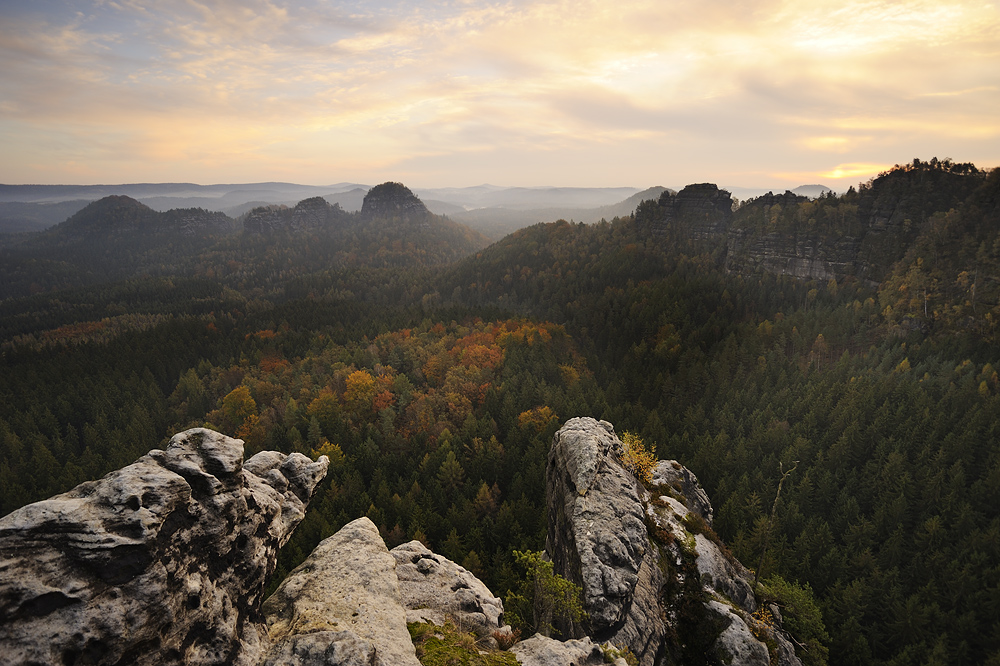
[0,0,997,186]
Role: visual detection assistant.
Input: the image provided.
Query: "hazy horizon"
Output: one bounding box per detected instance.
[1,1,997,190]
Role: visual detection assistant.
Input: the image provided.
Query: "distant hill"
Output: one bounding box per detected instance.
[52,195,236,239]
[0,196,238,299]
[0,184,489,300]
[791,184,833,198]
[448,186,672,239]
[0,200,91,233]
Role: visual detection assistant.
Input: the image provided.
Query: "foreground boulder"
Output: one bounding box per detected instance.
[511,634,629,666]
[263,517,421,666]
[545,417,801,666]
[391,539,507,637]
[0,428,328,666]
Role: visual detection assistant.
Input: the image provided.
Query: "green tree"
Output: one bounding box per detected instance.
[504,550,587,638]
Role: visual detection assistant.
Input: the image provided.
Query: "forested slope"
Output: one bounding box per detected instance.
[1,162,998,665]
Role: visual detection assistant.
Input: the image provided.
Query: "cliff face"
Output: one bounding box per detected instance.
[724,166,988,284]
[727,227,862,282]
[645,184,733,241]
[545,418,802,666]
[0,429,328,666]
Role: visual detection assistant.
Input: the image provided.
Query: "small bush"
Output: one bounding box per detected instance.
[759,575,830,666]
[619,431,657,484]
[602,643,639,665]
[492,628,520,651]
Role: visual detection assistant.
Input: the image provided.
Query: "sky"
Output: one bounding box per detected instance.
[0,0,998,190]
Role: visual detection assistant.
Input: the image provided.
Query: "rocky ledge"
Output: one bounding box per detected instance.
[1,419,807,666]
[0,429,329,666]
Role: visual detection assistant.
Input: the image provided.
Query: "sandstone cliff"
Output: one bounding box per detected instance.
[361,182,431,221]
[1,420,804,666]
[544,417,802,666]
[0,429,329,666]
[641,184,733,242]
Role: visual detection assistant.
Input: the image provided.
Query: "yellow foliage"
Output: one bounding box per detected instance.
[344,369,376,413]
[619,431,657,484]
[235,413,260,440]
[311,440,345,465]
[222,385,257,431]
[518,406,558,432]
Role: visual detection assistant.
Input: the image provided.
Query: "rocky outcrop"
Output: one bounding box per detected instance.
[511,634,628,666]
[263,517,420,666]
[726,166,989,284]
[650,460,713,525]
[360,182,430,221]
[390,539,506,637]
[648,184,733,241]
[545,418,665,661]
[725,191,861,282]
[0,428,328,666]
[545,417,802,666]
[243,197,347,235]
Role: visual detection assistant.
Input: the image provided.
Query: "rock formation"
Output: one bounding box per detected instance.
[242,197,347,235]
[263,517,421,666]
[391,539,506,637]
[360,182,430,221]
[544,417,802,666]
[0,418,808,666]
[724,190,861,282]
[0,428,328,666]
[648,184,734,241]
[511,634,628,666]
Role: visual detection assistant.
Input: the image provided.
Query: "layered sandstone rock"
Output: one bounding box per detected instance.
[545,417,802,666]
[391,539,507,637]
[0,428,328,666]
[262,517,421,666]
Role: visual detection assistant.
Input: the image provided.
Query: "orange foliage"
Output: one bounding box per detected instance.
[374,390,396,411]
[460,344,502,369]
[260,354,289,373]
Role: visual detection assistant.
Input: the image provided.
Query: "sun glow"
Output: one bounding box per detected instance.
[0,0,997,186]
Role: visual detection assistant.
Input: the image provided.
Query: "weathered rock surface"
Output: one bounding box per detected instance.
[694,534,756,612]
[391,539,507,637]
[511,634,628,666]
[545,417,802,666]
[545,417,665,664]
[726,226,862,282]
[0,428,328,666]
[707,600,771,666]
[261,629,375,666]
[649,460,713,525]
[262,517,421,666]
